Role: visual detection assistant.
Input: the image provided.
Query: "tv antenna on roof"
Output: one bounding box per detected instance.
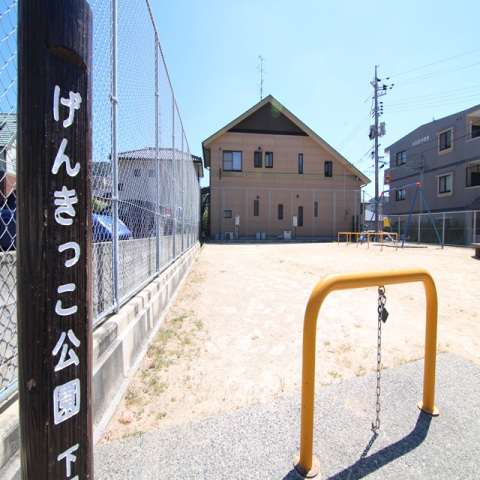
[258,55,265,100]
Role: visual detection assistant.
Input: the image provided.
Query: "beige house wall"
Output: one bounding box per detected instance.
[209,131,363,238]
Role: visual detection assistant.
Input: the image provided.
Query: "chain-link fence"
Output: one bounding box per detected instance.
[0,0,18,404]
[387,210,480,247]
[0,0,201,403]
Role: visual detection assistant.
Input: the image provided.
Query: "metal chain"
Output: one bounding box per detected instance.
[372,286,387,433]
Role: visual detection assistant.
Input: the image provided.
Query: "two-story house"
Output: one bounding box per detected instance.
[385,105,480,215]
[202,95,369,240]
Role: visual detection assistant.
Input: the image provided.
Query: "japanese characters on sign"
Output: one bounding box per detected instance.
[51,84,83,479]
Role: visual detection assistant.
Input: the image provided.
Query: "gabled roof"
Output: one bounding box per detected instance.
[0,113,16,149]
[202,95,370,184]
[116,147,203,178]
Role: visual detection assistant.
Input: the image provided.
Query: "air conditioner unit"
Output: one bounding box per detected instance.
[225,232,234,240]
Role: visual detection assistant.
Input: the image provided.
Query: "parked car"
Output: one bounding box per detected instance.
[118,201,156,239]
[92,213,131,242]
[0,192,131,249]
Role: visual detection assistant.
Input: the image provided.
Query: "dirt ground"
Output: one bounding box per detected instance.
[99,241,480,443]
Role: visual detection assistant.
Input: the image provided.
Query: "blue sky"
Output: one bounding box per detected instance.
[151,1,480,196]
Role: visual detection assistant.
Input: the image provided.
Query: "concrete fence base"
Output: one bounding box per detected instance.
[0,242,200,476]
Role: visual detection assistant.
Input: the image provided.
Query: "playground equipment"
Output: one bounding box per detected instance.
[365,183,443,249]
[293,268,439,478]
[338,231,398,250]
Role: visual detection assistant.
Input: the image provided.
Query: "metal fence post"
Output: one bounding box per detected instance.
[17,1,94,476]
[181,131,185,252]
[155,41,160,272]
[442,212,446,247]
[473,210,477,243]
[111,0,120,312]
[172,101,176,258]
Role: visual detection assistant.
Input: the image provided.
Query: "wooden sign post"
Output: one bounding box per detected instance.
[17,1,93,478]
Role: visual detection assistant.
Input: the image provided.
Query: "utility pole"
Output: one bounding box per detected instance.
[370,66,390,235]
[373,66,379,234]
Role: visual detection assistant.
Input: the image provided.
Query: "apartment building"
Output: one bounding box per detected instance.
[385,104,480,214]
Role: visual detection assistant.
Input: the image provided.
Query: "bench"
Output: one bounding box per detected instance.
[472,243,480,258]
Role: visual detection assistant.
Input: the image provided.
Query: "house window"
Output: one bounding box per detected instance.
[223,151,242,171]
[298,154,303,174]
[395,189,405,201]
[314,201,318,218]
[438,128,453,153]
[324,161,332,177]
[254,199,259,216]
[265,152,273,168]
[134,168,141,177]
[278,204,283,220]
[254,151,262,168]
[396,150,406,166]
[298,206,303,227]
[438,173,453,196]
[224,210,232,218]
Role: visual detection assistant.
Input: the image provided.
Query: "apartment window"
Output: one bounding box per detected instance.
[396,150,406,166]
[314,201,318,218]
[298,206,304,227]
[438,128,453,153]
[148,169,155,177]
[223,150,242,171]
[134,168,141,177]
[265,152,273,168]
[298,154,303,174]
[224,210,232,218]
[395,188,405,201]
[324,161,332,177]
[466,162,480,187]
[254,151,262,168]
[438,173,453,195]
[471,124,480,140]
[254,199,259,216]
[278,204,283,220]
[118,183,124,192]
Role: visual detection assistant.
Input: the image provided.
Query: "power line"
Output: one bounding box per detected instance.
[387,48,480,79]
[380,26,480,66]
[393,61,480,88]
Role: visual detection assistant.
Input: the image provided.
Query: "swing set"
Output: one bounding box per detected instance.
[293,267,439,478]
[364,182,444,249]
